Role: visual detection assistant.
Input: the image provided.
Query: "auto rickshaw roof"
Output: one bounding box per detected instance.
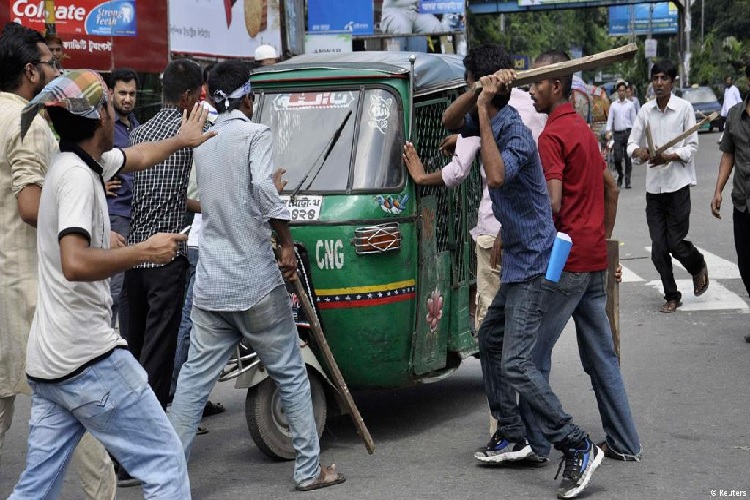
[251,51,466,96]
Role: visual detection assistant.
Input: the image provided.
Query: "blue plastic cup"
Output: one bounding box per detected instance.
[545,232,573,282]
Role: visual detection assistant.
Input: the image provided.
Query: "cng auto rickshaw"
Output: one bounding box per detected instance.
[220,52,484,459]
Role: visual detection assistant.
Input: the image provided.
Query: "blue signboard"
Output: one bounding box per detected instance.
[85,1,137,37]
[307,0,374,35]
[419,0,465,14]
[608,2,678,36]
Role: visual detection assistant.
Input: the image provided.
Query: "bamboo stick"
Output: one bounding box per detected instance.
[472,43,638,91]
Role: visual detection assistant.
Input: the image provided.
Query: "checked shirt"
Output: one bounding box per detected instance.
[128,106,192,267]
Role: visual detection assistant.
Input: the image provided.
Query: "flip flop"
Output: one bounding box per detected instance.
[196,426,209,435]
[203,401,225,418]
[295,464,346,491]
[693,266,709,296]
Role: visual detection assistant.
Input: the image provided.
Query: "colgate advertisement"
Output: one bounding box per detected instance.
[1,0,166,72]
[10,0,136,36]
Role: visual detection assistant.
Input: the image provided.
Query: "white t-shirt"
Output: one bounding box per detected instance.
[26,148,128,380]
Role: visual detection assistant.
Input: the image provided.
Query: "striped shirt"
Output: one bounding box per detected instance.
[463,106,555,283]
[128,107,192,267]
[193,110,290,311]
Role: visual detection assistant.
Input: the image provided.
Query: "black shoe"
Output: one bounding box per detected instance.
[625,182,631,189]
[555,437,603,499]
[117,468,142,488]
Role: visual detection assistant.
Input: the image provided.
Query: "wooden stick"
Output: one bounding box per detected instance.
[605,240,621,363]
[653,112,718,156]
[473,43,638,91]
[293,278,376,455]
[645,123,656,158]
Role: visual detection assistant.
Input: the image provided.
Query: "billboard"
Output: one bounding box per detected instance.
[307,0,373,35]
[9,0,137,36]
[608,2,678,36]
[169,0,281,58]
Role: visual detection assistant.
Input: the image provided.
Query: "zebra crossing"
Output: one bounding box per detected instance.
[620,247,749,312]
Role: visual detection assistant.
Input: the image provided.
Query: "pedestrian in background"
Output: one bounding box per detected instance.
[711,62,750,343]
[627,60,708,313]
[44,33,66,69]
[606,81,637,189]
[106,68,139,331]
[626,83,640,115]
[0,23,117,499]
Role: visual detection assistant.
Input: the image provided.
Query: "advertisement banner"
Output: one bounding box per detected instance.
[169,0,281,58]
[608,2,678,36]
[307,0,373,35]
[9,0,137,36]
[304,33,352,55]
[418,0,464,15]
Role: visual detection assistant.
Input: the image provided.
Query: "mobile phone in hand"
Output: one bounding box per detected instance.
[179,225,192,235]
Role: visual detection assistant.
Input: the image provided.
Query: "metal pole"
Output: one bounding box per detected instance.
[685,0,692,87]
[701,0,705,45]
[44,0,56,35]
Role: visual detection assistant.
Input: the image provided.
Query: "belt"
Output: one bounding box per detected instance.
[614,128,631,133]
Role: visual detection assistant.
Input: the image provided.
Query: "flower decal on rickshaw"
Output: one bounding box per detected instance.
[426,288,443,332]
[376,194,409,215]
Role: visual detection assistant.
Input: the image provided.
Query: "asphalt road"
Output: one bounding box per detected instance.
[1,131,748,500]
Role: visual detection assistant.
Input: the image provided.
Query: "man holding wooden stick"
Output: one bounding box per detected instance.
[627,60,708,313]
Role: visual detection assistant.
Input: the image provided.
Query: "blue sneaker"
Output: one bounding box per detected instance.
[474,431,533,464]
[555,437,603,498]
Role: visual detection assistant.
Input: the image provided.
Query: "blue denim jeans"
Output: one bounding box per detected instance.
[478,275,586,449]
[170,246,199,399]
[168,285,320,486]
[520,271,642,459]
[10,349,189,499]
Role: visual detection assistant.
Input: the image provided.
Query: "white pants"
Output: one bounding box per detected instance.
[381,7,442,34]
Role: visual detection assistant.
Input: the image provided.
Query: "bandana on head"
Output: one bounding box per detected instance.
[20,69,108,140]
[212,80,252,112]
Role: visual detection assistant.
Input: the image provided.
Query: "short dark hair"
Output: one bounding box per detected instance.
[463,44,513,108]
[202,62,216,85]
[207,60,252,113]
[162,59,202,103]
[44,33,63,46]
[535,50,572,97]
[651,60,677,81]
[110,67,139,89]
[48,106,101,142]
[616,81,627,91]
[0,23,45,92]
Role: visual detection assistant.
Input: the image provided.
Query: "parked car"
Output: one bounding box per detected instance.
[679,86,723,132]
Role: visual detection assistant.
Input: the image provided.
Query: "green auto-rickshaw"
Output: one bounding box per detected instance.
[220,51,484,459]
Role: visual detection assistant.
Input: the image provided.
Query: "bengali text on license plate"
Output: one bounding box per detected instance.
[280,195,322,221]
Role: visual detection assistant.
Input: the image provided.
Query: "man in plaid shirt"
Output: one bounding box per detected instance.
[123,60,202,415]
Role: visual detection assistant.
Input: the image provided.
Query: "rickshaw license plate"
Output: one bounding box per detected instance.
[280,195,322,221]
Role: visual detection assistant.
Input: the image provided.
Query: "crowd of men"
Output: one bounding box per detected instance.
[1,17,749,500]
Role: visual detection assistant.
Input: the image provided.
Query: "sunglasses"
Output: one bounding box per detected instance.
[34,58,63,71]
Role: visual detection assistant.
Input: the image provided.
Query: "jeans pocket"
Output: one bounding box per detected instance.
[542,272,586,296]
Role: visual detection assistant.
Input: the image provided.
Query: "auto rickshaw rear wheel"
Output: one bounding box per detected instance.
[245,369,327,460]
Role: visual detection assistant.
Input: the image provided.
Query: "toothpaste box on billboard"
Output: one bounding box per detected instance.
[10,0,137,36]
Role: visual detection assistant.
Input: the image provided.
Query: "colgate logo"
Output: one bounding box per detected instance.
[12,0,87,21]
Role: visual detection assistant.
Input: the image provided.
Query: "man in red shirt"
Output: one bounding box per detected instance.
[518,50,642,465]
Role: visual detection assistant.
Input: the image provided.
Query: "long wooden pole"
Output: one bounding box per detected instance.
[473,43,638,90]
[652,112,718,156]
[606,239,621,363]
[293,279,376,454]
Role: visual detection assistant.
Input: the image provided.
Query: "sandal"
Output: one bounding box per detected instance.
[659,299,682,313]
[203,400,225,418]
[295,464,346,491]
[693,266,709,296]
[196,426,208,435]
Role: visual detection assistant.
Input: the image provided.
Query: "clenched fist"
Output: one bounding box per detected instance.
[141,232,188,265]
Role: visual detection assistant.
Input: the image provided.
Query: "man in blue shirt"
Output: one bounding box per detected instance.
[442,44,602,499]
[106,68,139,330]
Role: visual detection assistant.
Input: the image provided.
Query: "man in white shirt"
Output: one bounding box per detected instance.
[627,60,708,314]
[606,81,637,188]
[721,75,742,137]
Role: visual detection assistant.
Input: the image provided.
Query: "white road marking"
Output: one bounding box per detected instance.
[644,246,741,280]
[620,265,644,282]
[644,280,749,312]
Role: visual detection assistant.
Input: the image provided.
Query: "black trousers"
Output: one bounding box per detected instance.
[734,207,750,297]
[613,129,632,186]
[646,186,705,302]
[122,256,188,408]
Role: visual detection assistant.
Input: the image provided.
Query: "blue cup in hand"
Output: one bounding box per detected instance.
[545,232,573,283]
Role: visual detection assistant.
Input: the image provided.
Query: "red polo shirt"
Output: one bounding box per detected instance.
[538,102,608,272]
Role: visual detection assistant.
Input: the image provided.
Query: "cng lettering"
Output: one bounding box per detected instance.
[315,240,344,270]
